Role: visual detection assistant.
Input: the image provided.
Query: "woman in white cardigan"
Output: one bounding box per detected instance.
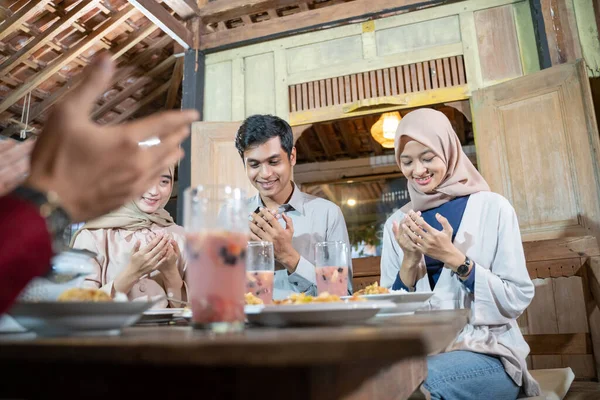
[380,108,540,399]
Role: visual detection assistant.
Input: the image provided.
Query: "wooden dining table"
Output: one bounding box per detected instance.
[0,309,469,400]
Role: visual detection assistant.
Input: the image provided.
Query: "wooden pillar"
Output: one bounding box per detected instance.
[529,0,553,69]
[177,48,205,223]
[531,0,583,68]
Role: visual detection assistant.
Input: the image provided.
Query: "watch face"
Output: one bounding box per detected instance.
[457,264,469,276]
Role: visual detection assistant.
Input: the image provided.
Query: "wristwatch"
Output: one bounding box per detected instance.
[455,255,473,278]
[13,185,72,252]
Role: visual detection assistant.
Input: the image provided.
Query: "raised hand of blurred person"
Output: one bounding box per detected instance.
[0,139,34,197]
[25,53,199,222]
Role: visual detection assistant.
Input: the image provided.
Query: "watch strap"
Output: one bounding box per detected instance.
[13,185,72,252]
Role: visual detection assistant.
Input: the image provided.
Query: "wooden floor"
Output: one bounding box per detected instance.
[564,381,600,400]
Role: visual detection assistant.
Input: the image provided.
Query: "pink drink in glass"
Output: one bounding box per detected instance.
[246,270,274,304]
[315,266,349,296]
[186,231,247,330]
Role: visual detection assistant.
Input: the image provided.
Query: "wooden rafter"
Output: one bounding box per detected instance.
[199,0,457,50]
[0,0,99,78]
[127,0,193,49]
[295,135,316,162]
[109,80,171,124]
[161,0,201,19]
[0,0,53,42]
[24,36,174,126]
[321,184,338,203]
[198,0,301,25]
[92,55,176,121]
[0,4,137,116]
[337,120,359,158]
[165,57,184,109]
[110,22,159,59]
[92,77,152,120]
[313,125,334,160]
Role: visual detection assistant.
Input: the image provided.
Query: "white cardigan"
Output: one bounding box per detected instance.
[380,191,540,397]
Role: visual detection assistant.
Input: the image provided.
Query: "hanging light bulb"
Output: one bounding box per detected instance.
[370,111,402,148]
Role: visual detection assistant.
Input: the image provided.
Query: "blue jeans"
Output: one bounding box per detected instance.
[423,350,520,400]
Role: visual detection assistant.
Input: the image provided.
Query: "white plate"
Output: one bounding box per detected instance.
[8,301,155,336]
[244,300,396,327]
[138,308,186,324]
[343,292,434,315]
[143,308,184,316]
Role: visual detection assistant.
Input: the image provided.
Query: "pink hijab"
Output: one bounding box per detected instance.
[395,108,490,212]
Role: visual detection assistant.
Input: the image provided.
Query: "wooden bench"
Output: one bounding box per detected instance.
[352,235,600,383]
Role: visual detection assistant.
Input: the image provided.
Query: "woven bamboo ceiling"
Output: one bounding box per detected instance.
[0,0,196,138]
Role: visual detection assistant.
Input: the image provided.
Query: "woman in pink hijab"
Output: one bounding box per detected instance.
[380,108,539,399]
[71,167,186,308]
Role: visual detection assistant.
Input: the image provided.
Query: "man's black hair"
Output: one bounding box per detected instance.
[235,114,293,160]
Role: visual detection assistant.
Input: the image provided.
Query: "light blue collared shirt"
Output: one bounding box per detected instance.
[247,183,353,297]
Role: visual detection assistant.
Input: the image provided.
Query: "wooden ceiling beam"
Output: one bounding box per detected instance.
[161,0,201,19]
[0,5,137,116]
[320,184,339,204]
[295,133,316,163]
[0,0,53,42]
[27,35,174,125]
[91,76,152,120]
[110,22,159,59]
[313,125,334,160]
[92,54,176,120]
[127,0,193,49]
[0,0,100,78]
[165,57,184,109]
[336,120,359,158]
[109,80,171,124]
[198,0,301,25]
[200,0,456,51]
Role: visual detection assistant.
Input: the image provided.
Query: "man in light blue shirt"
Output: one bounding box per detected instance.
[235,115,352,297]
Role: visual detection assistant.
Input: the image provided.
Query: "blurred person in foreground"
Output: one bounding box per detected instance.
[0,54,199,314]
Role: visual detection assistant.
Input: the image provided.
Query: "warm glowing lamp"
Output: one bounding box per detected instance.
[370,111,402,148]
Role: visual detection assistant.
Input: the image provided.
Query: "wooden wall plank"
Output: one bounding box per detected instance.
[397,67,405,93]
[383,68,391,96]
[526,258,584,279]
[314,81,321,109]
[430,60,438,89]
[523,236,600,262]
[512,0,541,75]
[357,73,365,100]
[296,84,303,111]
[474,4,523,83]
[524,333,592,355]
[369,71,377,97]
[342,76,350,103]
[326,79,333,106]
[416,62,425,91]
[442,57,452,87]
[290,85,297,112]
[409,64,418,92]
[245,52,276,116]
[422,62,431,91]
[449,56,459,86]
[553,277,589,334]
[436,59,445,88]
[459,11,483,91]
[301,82,308,110]
[457,55,466,85]
[350,74,358,101]
[363,72,370,100]
[332,78,339,105]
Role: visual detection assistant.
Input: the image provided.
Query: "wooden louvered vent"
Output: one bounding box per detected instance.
[289,55,467,113]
